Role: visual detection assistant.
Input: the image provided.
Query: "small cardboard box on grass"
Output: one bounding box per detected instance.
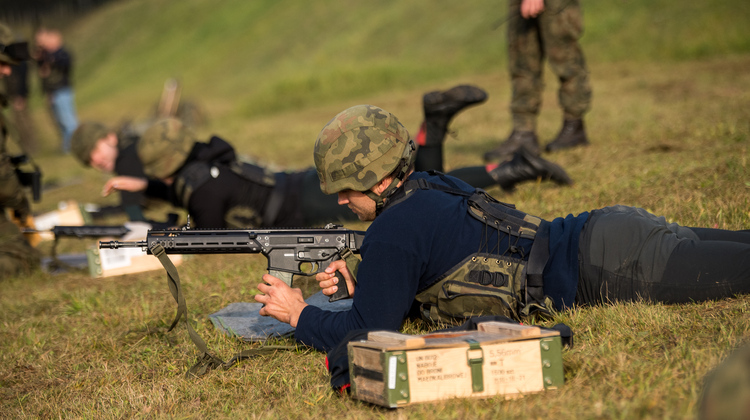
[86,246,183,278]
[86,222,183,278]
[348,322,564,408]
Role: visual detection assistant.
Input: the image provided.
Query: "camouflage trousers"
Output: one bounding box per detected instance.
[507,0,592,131]
[0,216,40,278]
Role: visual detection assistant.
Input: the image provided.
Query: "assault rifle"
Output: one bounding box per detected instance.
[100,223,365,302]
[43,225,131,238]
[24,225,132,269]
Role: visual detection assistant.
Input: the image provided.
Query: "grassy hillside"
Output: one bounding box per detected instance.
[2,0,750,418]
[65,0,750,125]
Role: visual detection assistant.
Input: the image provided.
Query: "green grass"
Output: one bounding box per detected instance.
[2,0,750,418]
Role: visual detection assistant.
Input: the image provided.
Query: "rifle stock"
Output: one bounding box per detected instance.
[100,223,365,302]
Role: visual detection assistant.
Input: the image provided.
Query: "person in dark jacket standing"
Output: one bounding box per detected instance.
[35,27,78,154]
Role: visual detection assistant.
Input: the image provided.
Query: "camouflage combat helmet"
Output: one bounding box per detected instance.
[314,104,416,212]
[0,23,30,66]
[71,122,110,166]
[137,118,196,179]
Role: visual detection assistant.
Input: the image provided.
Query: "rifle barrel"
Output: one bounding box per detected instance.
[99,240,147,249]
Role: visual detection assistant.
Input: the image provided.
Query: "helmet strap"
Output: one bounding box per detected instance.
[365,160,411,216]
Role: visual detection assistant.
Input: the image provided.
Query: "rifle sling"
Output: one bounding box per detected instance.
[149,243,296,377]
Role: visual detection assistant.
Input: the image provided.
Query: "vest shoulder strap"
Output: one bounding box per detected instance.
[230,161,276,187]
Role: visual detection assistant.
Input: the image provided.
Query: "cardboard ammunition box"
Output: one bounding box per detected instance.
[86,245,183,278]
[348,322,564,408]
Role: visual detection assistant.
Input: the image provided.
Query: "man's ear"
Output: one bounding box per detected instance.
[372,175,393,195]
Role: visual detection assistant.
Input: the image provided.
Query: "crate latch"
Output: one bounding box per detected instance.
[466,339,484,392]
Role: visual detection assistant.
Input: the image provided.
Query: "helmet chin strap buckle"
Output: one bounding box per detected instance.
[367,154,414,216]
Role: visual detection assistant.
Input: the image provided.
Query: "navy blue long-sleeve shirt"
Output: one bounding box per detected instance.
[295,172,588,352]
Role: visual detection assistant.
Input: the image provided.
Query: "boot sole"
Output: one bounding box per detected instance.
[423,85,488,114]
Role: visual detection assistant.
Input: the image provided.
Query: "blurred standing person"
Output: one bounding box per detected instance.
[35,27,78,154]
[0,23,41,276]
[483,0,592,162]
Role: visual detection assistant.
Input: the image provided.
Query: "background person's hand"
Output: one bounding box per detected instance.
[102,176,148,196]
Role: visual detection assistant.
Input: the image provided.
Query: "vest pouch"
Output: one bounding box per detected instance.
[416,253,526,325]
[438,280,517,320]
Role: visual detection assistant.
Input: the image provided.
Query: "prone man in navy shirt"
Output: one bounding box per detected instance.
[255,105,750,352]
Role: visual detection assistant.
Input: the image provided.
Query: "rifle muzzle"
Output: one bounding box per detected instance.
[99,240,147,249]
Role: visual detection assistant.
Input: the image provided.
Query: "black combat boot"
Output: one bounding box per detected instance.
[422,85,488,146]
[482,130,541,162]
[489,147,573,191]
[545,119,589,152]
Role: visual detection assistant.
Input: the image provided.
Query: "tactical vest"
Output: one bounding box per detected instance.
[385,174,555,324]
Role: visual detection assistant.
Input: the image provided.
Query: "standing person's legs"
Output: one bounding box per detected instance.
[482,0,543,161]
[508,0,544,133]
[538,0,591,152]
[50,87,79,153]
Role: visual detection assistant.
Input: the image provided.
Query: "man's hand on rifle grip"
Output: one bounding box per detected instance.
[316,259,355,299]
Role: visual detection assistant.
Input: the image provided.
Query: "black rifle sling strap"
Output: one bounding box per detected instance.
[150,243,297,377]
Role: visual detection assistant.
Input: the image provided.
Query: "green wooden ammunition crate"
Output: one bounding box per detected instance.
[347,322,564,408]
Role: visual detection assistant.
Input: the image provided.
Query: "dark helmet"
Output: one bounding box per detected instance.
[314,105,415,211]
[71,122,110,166]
